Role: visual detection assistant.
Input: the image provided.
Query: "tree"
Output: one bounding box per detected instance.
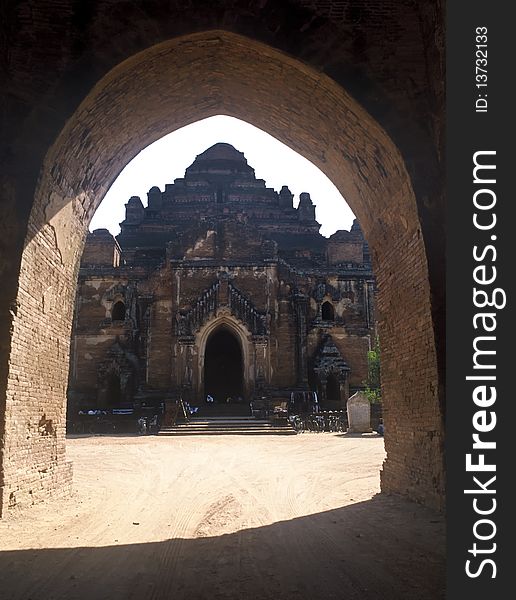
[363,336,381,403]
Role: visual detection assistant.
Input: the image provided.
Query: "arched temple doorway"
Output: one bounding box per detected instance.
[204,327,244,403]
[326,374,340,405]
[104,371,122,407]
[321,301,335,322]
[111,301,126,322]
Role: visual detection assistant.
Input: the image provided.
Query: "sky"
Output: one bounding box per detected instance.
[90,115,355,238]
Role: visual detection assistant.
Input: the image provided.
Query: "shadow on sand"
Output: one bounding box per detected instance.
[0,494,445,600]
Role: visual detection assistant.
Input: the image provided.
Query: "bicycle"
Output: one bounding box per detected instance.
[288,414,305,433]
[137,416,149,435]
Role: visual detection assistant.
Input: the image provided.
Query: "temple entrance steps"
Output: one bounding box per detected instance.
[158,416,296,436]
[193,403,252,418]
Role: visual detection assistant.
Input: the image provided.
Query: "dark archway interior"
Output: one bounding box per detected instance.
[204,328,243,403]
[321,302,335,321]
[105,372,122,406]
[325,374,340,404]
[112,302,126,321]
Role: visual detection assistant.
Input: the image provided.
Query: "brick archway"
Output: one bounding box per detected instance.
[201,323,247,404]
[196,314,254,401]
[0,30,444,515]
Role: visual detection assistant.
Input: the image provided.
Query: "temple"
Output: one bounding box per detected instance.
[68,143,375,416]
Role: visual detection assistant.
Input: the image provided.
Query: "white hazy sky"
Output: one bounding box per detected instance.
[90,115,355,238]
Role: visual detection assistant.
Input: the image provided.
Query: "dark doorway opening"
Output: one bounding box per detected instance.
[325,374,340,404]
[105,371,122,406]
[112,301,126,321]
[204,328,243,403]
[321,301,334,321]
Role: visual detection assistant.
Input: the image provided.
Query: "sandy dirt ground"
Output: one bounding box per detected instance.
[0,432,445,600]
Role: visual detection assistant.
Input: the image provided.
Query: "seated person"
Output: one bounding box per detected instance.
[184,401,199,415]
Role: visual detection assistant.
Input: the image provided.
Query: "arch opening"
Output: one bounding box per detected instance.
[105,371,122,407]
[1,29,444,516]
[204,327,244,404]
[321,301,335,322]
[325,374,340,404]
[111,301,126,322]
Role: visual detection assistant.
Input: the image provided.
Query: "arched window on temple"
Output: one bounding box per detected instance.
[321,301,335,322]
[112,301,126,322]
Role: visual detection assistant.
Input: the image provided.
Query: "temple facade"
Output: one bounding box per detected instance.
[68,143,375,414]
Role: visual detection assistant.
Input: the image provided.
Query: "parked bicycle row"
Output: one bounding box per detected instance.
[288,412,348,433]
[67,406,163,435]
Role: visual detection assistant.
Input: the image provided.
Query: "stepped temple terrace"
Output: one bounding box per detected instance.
[68,143,376,425]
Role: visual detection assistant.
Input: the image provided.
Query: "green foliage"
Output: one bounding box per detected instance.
[363,384,381,404]
[363,336,381,403]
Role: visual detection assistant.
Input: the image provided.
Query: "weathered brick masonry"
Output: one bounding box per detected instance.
[0,1,445,515]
